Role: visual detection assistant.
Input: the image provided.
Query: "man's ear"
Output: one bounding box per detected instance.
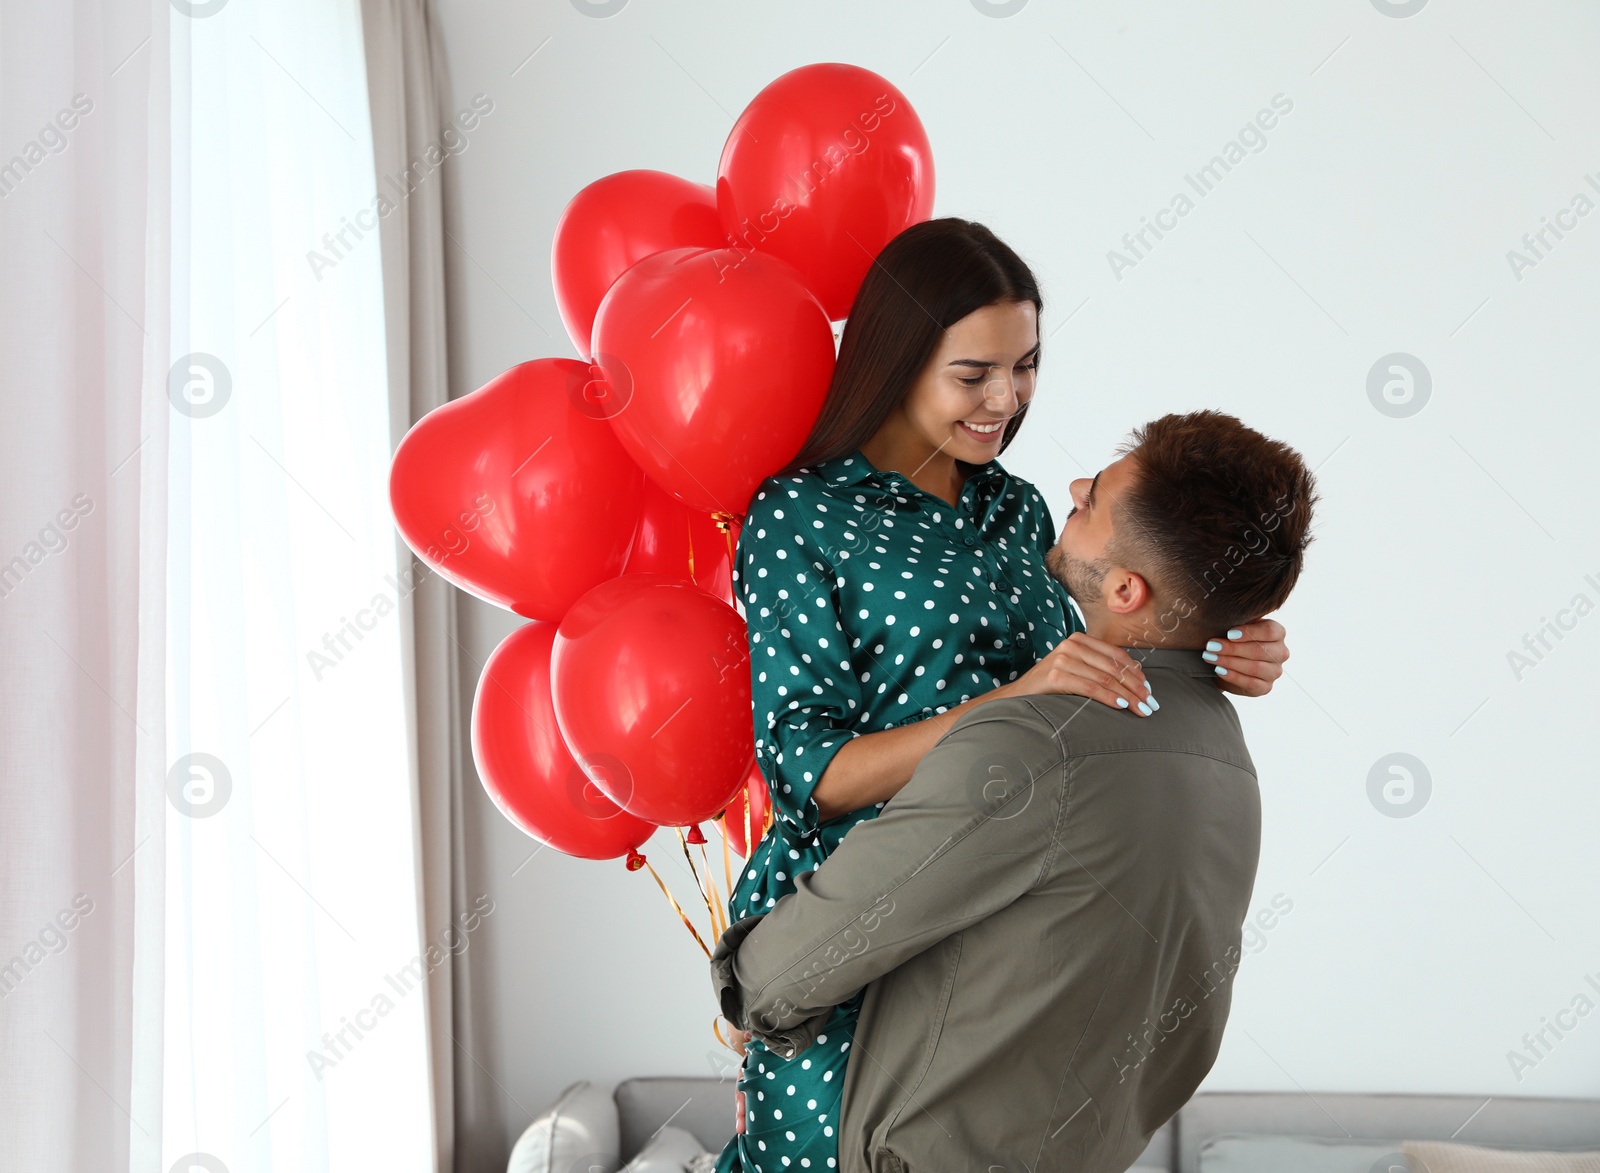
[1103,568,1153,616]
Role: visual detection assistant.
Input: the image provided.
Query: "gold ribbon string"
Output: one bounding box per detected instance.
[697,833,726,939]
[629,851,711,959]
[677,826,723,940]
[719,813,733,920]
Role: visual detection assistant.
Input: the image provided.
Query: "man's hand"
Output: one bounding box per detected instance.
[1205,618,1288,697]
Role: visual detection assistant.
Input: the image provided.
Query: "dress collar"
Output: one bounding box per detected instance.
[810,447,1009,494]
[809,450,878,488]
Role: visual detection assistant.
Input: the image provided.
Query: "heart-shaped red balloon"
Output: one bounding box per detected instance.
[472,621,655,860]
[552,169,727,360]
[551,575,754,827]
[622,478,735,605]
[717,63,935,319]
[389,358,645,619]
[592,246,835,517]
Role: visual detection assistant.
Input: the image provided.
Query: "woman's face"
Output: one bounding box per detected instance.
[892,299,1039,465]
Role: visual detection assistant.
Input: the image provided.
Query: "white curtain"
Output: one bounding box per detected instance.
[160,0,435,1170]
[2,0,439,1170]
[0,1,171,1170]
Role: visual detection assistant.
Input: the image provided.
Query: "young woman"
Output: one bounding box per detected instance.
[713,218,1287,1173]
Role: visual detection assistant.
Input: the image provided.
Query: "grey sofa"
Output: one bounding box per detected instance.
[532,1076,1600,1171]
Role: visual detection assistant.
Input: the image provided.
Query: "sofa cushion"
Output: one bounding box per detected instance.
[506,1081,621,1173]
[627,1125,712,1172]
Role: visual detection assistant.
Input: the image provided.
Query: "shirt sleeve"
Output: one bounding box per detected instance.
[735,480,868,838]
[709,695,1066,1055]
[1034,490,1086,636]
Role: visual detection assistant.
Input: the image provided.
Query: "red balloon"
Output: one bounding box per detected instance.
[389,359,645,620]
[717,63,935,319]
[720,759,772,858]
[551,576,753,826]
[591,247,834,517]
[623,479,735,605]
[552,169,727,360]
[471,621,655,861]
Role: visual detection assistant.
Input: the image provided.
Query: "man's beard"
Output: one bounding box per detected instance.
[1044,541,1109,606]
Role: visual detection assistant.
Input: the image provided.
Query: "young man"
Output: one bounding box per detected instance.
[712,410,1318,1173]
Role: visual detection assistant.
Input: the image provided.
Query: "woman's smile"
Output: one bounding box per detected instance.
[956,416,1009,445]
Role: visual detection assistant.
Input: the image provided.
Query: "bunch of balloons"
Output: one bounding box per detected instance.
[389,63,934,866]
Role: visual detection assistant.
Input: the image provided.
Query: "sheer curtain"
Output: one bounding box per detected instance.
[3,1,436,1167]
[159,1,435,1171]
[0,2,170,1170]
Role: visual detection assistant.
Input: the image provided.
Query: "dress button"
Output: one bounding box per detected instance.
[963,535,978,548]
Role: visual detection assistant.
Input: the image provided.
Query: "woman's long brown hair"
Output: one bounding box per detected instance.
[782,217,1044,474]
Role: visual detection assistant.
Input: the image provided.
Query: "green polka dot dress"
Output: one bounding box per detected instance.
[713,448,1084,1173]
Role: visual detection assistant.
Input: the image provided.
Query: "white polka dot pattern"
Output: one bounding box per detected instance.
[733,448,1081,846]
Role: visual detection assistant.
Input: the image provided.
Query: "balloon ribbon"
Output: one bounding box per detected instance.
[678,825,726,940]
[626,849,711,959]
[719,810,733,917]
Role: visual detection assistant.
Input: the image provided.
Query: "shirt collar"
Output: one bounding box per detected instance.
[810,450,879,488]
[811,447,1010,493]
[1124,648,1219,677]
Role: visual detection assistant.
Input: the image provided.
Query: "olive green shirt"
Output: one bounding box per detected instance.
[712,649,1262,1173]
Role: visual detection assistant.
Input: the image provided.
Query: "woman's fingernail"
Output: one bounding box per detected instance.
[1205,639,1223,652]
[1116,697,1129,708]
[1202,651,1218,662]
[1147,696,1160,711]
[1214,665,1229,676]
[1226,629,1244,640]
[1136,701,1152,716]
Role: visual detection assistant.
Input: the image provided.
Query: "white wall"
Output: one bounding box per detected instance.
[430,0,1600,1165]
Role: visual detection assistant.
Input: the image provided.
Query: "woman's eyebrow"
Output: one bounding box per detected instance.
[945,346,1041,369]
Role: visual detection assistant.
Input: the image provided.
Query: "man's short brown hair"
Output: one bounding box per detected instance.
[1113,410,1317,637]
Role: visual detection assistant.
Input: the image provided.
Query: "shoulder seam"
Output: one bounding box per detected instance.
[980,696,1256,777]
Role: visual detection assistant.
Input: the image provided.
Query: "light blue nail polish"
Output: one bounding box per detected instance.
[1205,639,1223,652]
[1136,701,1152,716]
[1214,665,1228,676]
[1116,697,1129,708]
[1147,696,1160,711]
[1226,628,1243,640]
[1202,651,1218,662]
